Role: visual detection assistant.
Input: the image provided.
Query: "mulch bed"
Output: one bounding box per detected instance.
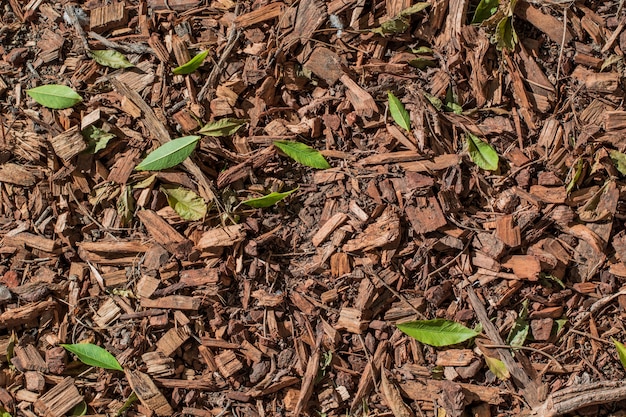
[1,0,626,416]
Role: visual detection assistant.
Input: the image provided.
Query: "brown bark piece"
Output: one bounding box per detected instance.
[90,1,128,32]
[49,126,85,161]
[12,345,47,373]
[234,3,284,28]
[0,163,37,186]
[436,349,475,367]
[399,154,461,172]
[496,215,521,248]
[312,212,348,246]
[196,224,247,249]
[141,295,200,310]
[502,255,541,280]
[125,370,174,417]
[93,298,121,328]
[529,185,567,204]
[571,66,621,93]
[515,1,573,46]
[406,196,447,234]
[4,233,56,252]
[215,350,243,377]
[156,325,191,357]
[343,207,400,252]
[304,47,345,85]
[294,348,320,416]
[33,377,83,417]
[143,351,175,377]
[137,210,192,257]
[147,0,201,11]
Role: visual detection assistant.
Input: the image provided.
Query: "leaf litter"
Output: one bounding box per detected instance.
[3,0,626,416]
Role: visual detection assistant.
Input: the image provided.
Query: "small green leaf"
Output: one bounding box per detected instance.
[388,91,411,132]
[117,392,139,416]
[61,343,123,371]
[172,50,209,75]
[198,118,246,137]
[398,2,430,17]
[82,125,116,154]
[397,319,480,347]
[495,16,518,51]
[372,17,410,36]
[70,400,88,416]
[242,188,298,208]
[117,185,134,226]
[466,132,499,171]
[90,50,134,69]
[507,299,529,347]
[409,58,437,69]
[566,158,584,192]
[424,92,443,110]
[610,150,626,176]
[135,135,201,171]
[613,339,626,371]
[472,0,499,24]
[274,141,331,169]
[0,408,12,417]
[484,355,510,380]
[161,186,207,221]
[411,46,433,54]
[27,85,82,109]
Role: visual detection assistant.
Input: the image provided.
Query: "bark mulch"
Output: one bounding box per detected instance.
[1,0,626,416]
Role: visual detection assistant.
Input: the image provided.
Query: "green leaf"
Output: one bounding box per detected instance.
[466,132,499,171]
[610,150,626,176]
[61,343,123,371]
[161,186,207,221]
[242,188,298,208]
[82,125,116,154]
[89,50,134,69]
[117,392,139,416]
[397,319,480,347]
[567,158,584,192]
[70,401,88,416]
[507,299,529,347]
[495,16,518,51]
[0,408,12,417]
[472,0,499,24]
[274,141,331,169]
[424,92,443,110]
[27,85,82,109]
[117,185,134,226]
[172,50,209,75]
[135,135,201,171]
[408,58,437,69]
[484,355,510,380]
[198,118,246,137]
[388,91,411,132]
[613,339,626,371]
[371,2,430,35]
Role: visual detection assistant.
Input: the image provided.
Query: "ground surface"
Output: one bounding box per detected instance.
[1,0,626,416]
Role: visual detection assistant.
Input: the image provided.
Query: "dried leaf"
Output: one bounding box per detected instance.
[61,343,123,371]
[242,188,298,208]
[466,133,499,171]
[198,118,246,137]
[484,355,510,380]
[381,370,416,417]
[388,91,411,132]
[371,2,430,35]
[172,50,209,75]
[274,140,331,169]
[135,136,200,171]
[117,185,134,226]
[90,49,134,69]
[161,186,207,221]
[566,158,583,193]
[397,319,480,347]
[27,84,82,109]
[609,150,626,176]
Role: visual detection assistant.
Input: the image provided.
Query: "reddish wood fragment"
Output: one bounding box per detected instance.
[141,295,200,310]
[196,224,246,249]
[234,3,284,28]
[336,307,368,333]
[156,325,191,357]
[12,345,47,373]
[0,300,57,329]
[312,212,348,246]
[90,1,128,31]
[515,2,573,45]
[406,196,447,234]
[137,210,192,257]
[125,370,174,417]
[294,348,320,416]
[33,377,83,417]
[571,66,620,93]
[215,350,243,377]
[0,163,36,186]
[4,233,56,252]
[142,351,175,377]
[502,255,541,280]
[496,215,521,248]
[343,207,400,252]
